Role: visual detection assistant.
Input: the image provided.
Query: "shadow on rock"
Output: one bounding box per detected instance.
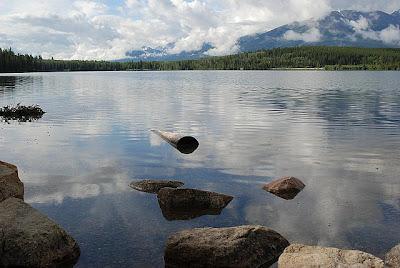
[157,188,233,221]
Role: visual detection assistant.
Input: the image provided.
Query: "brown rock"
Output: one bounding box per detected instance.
[129,179,184,194]
[263,176,305,200]
[0,197,80,267]
[157,188,233,220]
[278,244,384,268]
[385,244,400,267]
[0,160,24,202]
[165,225,290,268]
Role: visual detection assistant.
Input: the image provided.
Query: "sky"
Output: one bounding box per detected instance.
[0,0,399,60]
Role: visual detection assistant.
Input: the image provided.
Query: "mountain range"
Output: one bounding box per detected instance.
[120,9,400,62]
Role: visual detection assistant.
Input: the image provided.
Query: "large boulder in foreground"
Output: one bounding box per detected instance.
[157,188,233,220]
[385,244,400,267]
[165,225,290,268]
[0,160,24,202]
[129,179,184,194]
[263,176,305,200]
[278,244,384,268]
[0,197,80,267]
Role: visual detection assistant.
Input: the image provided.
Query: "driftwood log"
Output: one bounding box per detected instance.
[151,130,199,154]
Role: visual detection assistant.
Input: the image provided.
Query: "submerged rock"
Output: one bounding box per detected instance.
[385,244,400,267]
[0,160,24,202]
[278,244,384,268]
[157,188,233,220]
[263,176,305,200]
[129,179,184,194]
[0,197,80,267]
[165,225,290,268]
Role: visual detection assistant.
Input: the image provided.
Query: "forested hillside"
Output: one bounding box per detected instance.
[1,46,400,73]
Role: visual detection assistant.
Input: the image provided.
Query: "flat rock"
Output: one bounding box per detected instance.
[0,160,24,202]
[157,188,233,220]
[385,244,400,267]
[278,244,384,268]
[165,225,290,268]
[129,179,184,193]
[0,197,80,267]
[263,176,305,200]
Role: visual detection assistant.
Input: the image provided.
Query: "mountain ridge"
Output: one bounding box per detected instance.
[120,9,400,62]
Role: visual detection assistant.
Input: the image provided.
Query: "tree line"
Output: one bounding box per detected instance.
[1,46,400,73]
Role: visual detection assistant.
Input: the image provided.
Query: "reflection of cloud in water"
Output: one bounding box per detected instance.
[25,166,131,204]
[0,71,399,265]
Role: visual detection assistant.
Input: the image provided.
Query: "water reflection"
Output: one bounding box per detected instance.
[0,76,16,91]
[0,71,399,267]
[0,76,39,93]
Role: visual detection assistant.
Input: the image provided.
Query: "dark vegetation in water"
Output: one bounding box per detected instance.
[1,46,400,72]
[0,104,45,122]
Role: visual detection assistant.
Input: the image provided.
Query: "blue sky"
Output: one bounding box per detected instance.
[0,0,399,60]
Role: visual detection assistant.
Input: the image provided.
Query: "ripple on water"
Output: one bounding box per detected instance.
[0,71,399,266]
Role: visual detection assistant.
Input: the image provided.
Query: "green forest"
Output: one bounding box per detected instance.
[1,46,400,73]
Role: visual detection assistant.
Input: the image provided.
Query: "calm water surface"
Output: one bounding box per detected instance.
[0,71,399,267]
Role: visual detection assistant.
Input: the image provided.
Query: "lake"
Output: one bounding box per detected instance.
[0,71,399,267]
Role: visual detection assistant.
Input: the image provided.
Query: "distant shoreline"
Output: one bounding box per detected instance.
[2,68,400,74]
[1,46,400,73]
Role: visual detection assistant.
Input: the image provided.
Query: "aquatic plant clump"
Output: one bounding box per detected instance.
[0,104,45,122]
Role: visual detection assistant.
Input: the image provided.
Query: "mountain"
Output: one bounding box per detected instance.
[120,10,400,62]
[238,10,400,52]
[117,43,213,62]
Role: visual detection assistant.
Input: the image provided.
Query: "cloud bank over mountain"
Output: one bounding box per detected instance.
[0,0,399,60]
[236,10,400,55]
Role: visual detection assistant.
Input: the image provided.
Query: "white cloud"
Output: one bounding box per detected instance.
[380,24,400,44]
[349,16,370,31]
[331,0,400,13]
[73,0,108,17]
[0,0,398,60]
[349,16,400,45]
[284,27,322,42]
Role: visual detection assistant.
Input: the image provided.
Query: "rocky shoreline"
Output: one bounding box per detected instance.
[1,160,398,267]
[0,161,80,267]
[128,178,399,267]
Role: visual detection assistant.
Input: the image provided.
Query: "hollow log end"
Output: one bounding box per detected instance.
[176,136,199,154]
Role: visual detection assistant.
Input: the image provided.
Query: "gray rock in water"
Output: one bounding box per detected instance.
[263,176,305,200]
[278,244,384,268]
[385,244,400,268]
[129,179,184,193]
[157,188,233,220]
[165,225,290,267]
[0,160,24,202]
[0,197,80,267]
